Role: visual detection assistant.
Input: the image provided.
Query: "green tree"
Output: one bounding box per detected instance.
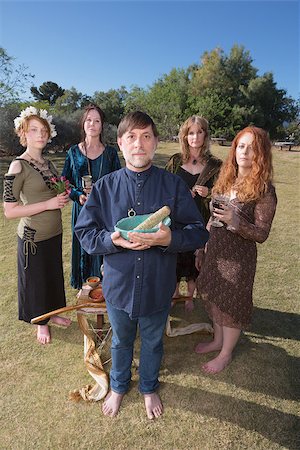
[51,110,82,151]
[146,68,189,138]
[0,104,21,155]
[284,99,300,143]
[53,87,91,115]
[189,47,226,96]
[188,45,297,139]
[123,85,148,114]
[187,89,233,138]
[92,87,128,125]
[223,45,257,103]
[0,47,34,106]
[240,72,298,138]
[0,100,52,155]
[30,81,65,105]
[189,45,257,101]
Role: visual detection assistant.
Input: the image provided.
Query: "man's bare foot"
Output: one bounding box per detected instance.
[37,325,51,344]
[49,315,72,327]
[185,299,194,312]
[195,341,222,354]
[202,353,232,374]
[144,392,163,419]
[102,390,124,417]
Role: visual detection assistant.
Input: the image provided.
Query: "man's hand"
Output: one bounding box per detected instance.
[127,222,171,247]
[111,230,150,250]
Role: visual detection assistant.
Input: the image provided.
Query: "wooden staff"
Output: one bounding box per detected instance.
[31,302,106,324]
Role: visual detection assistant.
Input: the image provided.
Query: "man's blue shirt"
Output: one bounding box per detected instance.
[75,165,209,318]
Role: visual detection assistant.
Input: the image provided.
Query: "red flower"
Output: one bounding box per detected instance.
[50,176,72,194]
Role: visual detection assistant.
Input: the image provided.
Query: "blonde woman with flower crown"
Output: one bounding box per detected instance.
[3,107,71,344]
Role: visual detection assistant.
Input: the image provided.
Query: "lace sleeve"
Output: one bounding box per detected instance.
[230,186,277,243]
[3,171,25,203]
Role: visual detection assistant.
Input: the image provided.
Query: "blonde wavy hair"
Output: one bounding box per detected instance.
[16,115,51,147]
[213,126,273,202]
[179,116,211,163]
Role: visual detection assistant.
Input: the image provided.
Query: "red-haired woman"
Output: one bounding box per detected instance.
[3,107,71,344]
[195,126,277,373]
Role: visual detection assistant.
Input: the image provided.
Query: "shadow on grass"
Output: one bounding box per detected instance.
[252,306,300,341]
[163,304,300,402]
[162,381,300,449]
[52,303,300,406]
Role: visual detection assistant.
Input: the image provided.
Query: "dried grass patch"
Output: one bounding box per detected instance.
[0,146,299,450]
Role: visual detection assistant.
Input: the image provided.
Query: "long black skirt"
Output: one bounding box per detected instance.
[176,251,199,282]
[18,234,66,325]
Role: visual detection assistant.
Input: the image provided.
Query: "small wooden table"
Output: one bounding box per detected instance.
[77,284,106,333]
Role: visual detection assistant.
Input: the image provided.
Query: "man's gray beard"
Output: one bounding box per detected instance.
[128,157,152,169]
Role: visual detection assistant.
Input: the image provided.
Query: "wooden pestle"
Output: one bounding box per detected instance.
[133,206,171,230]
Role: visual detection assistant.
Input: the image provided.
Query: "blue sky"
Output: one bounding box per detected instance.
[0,0,299,101]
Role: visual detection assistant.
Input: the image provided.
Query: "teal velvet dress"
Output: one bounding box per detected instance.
[62,144,121,289]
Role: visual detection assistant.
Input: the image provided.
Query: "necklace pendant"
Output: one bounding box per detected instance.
[128,208,136,217]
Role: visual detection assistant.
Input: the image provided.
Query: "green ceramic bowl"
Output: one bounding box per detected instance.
[115,214,171,241]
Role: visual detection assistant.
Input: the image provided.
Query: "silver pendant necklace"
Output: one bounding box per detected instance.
[126,170,151,217]
[128,208,136,217]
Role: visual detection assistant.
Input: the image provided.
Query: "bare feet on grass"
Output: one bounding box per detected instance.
[102,391,124,417]
[144,392,163,419]
[37,325,51,344]
[49,315,72,327]
[195,341,222,354]
[202,354,232,374]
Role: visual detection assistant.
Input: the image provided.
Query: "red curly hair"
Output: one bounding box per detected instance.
[213,126,273,202]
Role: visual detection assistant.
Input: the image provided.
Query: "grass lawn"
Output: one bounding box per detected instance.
[0,143,299,450]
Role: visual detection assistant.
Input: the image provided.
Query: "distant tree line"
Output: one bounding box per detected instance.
[0,45,299,155]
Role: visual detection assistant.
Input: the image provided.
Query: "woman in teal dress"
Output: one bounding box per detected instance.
[62,104,121,289]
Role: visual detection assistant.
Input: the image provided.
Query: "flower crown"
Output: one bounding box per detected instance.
[14,106,57,143]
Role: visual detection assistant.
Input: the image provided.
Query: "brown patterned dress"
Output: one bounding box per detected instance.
[197,184,277,330]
